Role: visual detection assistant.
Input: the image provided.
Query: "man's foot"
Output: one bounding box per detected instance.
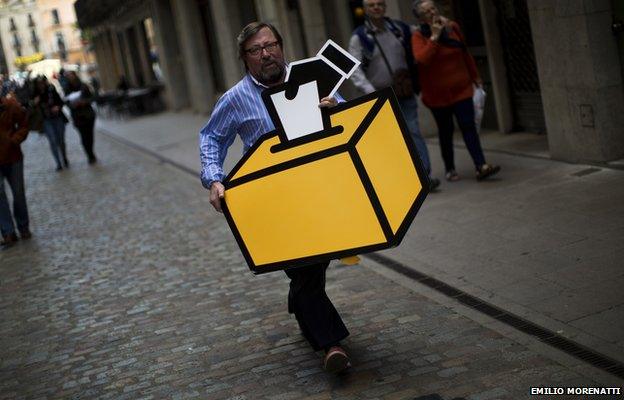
[1,233,18,248]
[429,177,440,191]
[56,165,63,172]
[324,346,351,374]
[63,159,70,168]
[20,230,32,240]
[88,156,97,164]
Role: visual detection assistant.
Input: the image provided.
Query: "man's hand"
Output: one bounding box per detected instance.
[209,181,225,213]
[319,96,338,108]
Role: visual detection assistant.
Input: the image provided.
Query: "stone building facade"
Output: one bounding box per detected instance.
[0,0,93,75]
[75,0,624,163]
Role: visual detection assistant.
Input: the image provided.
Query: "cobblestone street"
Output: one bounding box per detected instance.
[0,129,614,399]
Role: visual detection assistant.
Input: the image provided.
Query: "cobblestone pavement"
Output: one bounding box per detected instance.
[0,129,613,399]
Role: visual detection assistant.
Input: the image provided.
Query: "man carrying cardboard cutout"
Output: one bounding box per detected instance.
[199,22,350,374]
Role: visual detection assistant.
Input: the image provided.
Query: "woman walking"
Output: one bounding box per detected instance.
[32,77,68,171]
[411,0,500,181]
[65,71,97,164]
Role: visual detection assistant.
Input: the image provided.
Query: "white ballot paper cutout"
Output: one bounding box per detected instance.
[268,39,360,141]
[269,81,323,141]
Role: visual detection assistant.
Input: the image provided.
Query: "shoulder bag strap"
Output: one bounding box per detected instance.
[371,31,395,77]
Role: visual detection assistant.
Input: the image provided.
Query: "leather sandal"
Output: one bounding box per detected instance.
[476,164,501,181]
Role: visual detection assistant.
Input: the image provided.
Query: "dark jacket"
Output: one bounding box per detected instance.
[66,81,96,126]
[32,84,65,119]
[0,98,29,165]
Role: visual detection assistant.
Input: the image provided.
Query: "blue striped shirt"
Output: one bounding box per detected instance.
[199,74,274,189]
[199,73,344,189]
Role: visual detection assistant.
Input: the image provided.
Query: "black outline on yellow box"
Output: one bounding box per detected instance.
[222,88,430,274]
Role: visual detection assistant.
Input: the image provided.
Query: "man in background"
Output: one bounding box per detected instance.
[0,95,31,247]
[349,0,440,190]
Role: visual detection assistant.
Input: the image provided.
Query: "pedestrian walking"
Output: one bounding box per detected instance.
[349,0,440,190]
[32,77,69,171]
[412,0,500,181]
[65,71,97,164]
[199,22,351,374]
[0,96,31,248]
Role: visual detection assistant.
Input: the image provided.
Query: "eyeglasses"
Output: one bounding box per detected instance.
[245,41,280,57]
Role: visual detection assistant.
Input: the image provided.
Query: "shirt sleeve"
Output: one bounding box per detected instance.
[199,92,239,190]
[411,30,440,66]
[348,34,376,94]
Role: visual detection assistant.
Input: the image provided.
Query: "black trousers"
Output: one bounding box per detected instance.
[74,117,96,161]
[429,97,486,172]
[285,261,349,351]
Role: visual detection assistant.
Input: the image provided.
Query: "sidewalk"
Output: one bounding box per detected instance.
[0,121,618,399]
[98,110,624,366]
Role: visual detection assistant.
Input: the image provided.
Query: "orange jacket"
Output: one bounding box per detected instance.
[412,21,479,108]
[0,98,29,165]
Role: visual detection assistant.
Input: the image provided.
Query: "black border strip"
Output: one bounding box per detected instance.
[364,252,624,380]
[349,147,393,243]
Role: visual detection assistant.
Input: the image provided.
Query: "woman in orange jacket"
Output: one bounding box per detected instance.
[411,0,499,181]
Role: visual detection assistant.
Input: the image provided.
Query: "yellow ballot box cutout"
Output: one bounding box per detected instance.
[222,88,430,274]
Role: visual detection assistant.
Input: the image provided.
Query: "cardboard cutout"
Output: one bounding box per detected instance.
[222,40,430,274]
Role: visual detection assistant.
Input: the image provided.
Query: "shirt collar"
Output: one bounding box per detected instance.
[248,73,269,89]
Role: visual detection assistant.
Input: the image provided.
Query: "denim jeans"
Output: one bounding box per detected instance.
[398,95,431,176]
[429,97,486,172]
[43,116,67,168]
[0,160,29,237]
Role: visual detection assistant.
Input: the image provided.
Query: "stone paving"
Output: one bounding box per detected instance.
[0,128,615,399]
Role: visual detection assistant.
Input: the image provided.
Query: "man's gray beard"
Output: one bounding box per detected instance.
[258,64,285,85]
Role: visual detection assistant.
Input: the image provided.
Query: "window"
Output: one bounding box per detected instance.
[52,9,60,25]
[56,32,66,60]
[28,13,34,27]
[9,18,17,31]
[12,33,21,56]
[30,29,39,52]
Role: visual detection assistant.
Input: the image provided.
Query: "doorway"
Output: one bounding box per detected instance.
[495,0,546,133]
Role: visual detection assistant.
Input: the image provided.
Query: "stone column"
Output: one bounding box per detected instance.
[528,0,624,162]
[255,0,304,59]
[134,22,155,85]
[478,0,513,133]
[169,0,215,113]
[92,34,114,90]
[319,0,353,48]
[209,0,244,88]
[298,1,327,54]
[109,30,127,83]
[150,0,190,110]
[119,28,140,87]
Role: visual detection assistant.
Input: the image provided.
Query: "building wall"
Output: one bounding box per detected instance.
[0,0,92,75]
[76,0,624,162]
[528,0,624,162]
[0,0,42,74]
[36,0,93,66]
